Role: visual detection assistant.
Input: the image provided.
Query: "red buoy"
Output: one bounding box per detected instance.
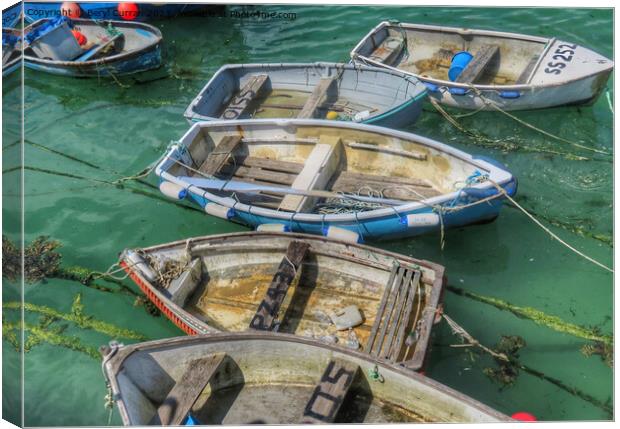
[71,29,87,46]
[117,2,139,21]
[60,2,81,18]
[512,412,537,422]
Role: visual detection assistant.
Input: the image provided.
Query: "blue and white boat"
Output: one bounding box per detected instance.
[2,28,21,76]
[155,119,517,242]
[184,62,427,130]
[23,16,161,77]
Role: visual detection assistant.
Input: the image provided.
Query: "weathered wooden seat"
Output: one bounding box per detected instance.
[298,78,337,119]
[150,353,225,426]
[301,359,359,423]
[367,263,421,362]
[221,74,269,120]
[249,240,310,331]
[279,135,343,212]
[455,44,500,84]
[369,35,405,66]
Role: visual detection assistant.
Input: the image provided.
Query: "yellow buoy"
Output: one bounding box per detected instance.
[326,111,339,120]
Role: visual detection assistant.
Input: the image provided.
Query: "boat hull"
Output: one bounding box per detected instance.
[119,231,446,371]
[23,18,163,77]
[102,332,512,425]
[185,62,427,130]
[421,69,612,110]
[24,43,161,77]
[186,186,512,241]
[351,21,613,111]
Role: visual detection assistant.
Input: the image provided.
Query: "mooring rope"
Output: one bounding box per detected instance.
[467,85,612,156]
[606,88,614,115]
[443,314,509,361]
[429,97,592,161]
[488,180,613,273]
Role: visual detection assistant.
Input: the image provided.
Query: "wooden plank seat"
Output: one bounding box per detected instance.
[366,263,421,362]
[195,135,243,177]
[279,135,344,212]
[298,78,337,119]
[300,359,359,424]
[330,170,440,200]
[150,353,226,426]
[455,44,500,84]
[249,240,310,331]
[221,74,270,120]
[369,35,405,66]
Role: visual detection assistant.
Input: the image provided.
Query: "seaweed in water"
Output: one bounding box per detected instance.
[2,235,62,283]
[483,335,526,387]
[582,342,613,367]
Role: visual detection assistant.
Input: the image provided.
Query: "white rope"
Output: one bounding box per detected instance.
[489,180,613,273]
[606,89,614,115]
[468,85,611,156]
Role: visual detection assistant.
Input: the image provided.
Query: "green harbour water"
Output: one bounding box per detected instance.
[2,5,613,425]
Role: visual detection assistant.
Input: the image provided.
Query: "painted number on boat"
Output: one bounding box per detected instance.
[221,89,258,119]
[544,43,577,75]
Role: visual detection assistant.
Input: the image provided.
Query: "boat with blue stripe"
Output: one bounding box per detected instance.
[2,28,21,76]
[185,62,428,130]
[23,16,162,77]
[155,119,517,242]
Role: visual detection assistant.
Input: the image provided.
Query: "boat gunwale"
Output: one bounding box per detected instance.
[350,20,614,91]
[183,61,428,123]
[120,231,445,371]
[22,18,162,66]
[103,331,512,425]
[156,119,514,223]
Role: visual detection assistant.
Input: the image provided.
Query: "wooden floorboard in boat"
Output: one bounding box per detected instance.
[330,172,440,200]
[197,135,242,176]
[229,156,304,174]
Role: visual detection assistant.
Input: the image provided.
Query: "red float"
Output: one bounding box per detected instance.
[71,29,87,46]
[60,2,81,18]
[512,412,537,422]
[117,2,139,21]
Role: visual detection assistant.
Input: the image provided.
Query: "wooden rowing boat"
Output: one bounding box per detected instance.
[101,332,511,425]
[23,17,161,77]
[155,119,517,241]
[350,21,613,110]
[184,62,428,129]
[119,232,445,371]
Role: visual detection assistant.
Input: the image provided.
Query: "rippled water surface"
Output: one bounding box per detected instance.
[2,5,613,425]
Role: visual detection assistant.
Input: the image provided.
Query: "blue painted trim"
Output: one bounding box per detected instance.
[362,90,427,124]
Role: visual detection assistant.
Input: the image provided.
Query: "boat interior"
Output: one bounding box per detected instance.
[193,64,417,121]
[23,18,157,62]
[115,336,458,425]
[140,235,440,365]
[2,29,22,67]
[167,123,483,213]
[359,24,548,85]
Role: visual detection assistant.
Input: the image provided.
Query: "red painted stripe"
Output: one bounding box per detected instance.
[120,260,198,335]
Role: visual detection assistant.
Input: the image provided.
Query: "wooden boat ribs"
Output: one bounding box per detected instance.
[367,262,422,362]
